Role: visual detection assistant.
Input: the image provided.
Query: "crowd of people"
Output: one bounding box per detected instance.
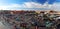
[0,10,60,29]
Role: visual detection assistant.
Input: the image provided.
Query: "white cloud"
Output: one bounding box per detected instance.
[0,2,60,10]
[0,4,22,10]
[23,2,52,8]
[23,2,42,8]
[50,3,60,11]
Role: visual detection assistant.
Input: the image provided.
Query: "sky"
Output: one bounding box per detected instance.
[0,0,60,10]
